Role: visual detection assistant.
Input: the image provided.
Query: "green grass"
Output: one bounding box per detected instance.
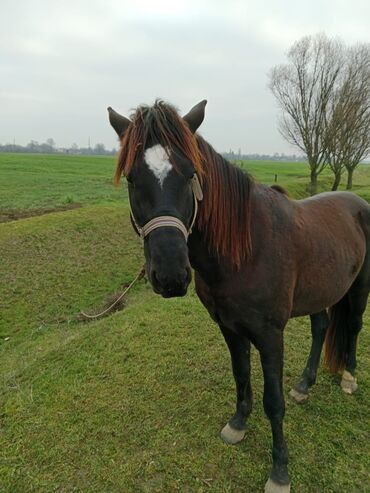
[0,153,124,212]
[0,153,369,492]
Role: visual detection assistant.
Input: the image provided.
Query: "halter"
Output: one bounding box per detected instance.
[129,174,203,241]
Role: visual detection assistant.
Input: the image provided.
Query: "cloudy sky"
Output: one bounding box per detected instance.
[1,0,369,154]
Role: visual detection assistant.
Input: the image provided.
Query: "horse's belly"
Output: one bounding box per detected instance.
[291,250,364,317]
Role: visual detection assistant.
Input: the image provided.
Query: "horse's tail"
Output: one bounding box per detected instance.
[324,294,350,373]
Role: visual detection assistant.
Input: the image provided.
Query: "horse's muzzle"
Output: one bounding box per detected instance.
[150,266,192,298]
[144,227,192,298]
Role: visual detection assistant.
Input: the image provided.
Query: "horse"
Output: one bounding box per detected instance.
[107,99,370,493]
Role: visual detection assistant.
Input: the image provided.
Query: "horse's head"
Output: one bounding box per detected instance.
[108,100,206,298]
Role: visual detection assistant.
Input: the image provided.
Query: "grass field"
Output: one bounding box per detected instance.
[0,153,369,492]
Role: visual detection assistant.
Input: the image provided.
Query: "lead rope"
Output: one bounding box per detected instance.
[80,266,145,320]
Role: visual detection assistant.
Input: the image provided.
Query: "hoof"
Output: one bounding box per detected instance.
[289,387,309,404]
[341,370,358,394]
[220,423,246,445]
[264,478,291,493]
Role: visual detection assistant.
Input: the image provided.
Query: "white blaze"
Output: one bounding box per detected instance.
[144,144,172,186]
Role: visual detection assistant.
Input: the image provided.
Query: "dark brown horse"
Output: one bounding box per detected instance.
[108,100,370,493]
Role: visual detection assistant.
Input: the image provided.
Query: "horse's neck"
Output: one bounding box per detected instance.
[188,227,222,281]
[189,181,285,282]
[191,147,255,275]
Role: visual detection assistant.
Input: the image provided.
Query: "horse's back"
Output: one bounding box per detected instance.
[298,191,370,216]
[295,191,370,252]
[294,191,370,235]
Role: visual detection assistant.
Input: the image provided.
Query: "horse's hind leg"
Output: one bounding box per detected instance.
[219,325,252,445]
[341,286,368,394]
[289,311,329,403]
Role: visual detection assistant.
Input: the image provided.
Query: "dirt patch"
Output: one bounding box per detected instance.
[0,203,82,223]
[78,268,146,322]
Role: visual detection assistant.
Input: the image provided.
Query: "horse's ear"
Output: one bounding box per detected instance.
[183,100,207,133]
[107,107,131,137]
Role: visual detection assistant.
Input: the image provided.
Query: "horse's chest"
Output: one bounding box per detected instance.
[194,272,284,336]
[195,273,241,326]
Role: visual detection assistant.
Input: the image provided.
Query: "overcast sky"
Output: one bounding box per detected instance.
[1,0,369,154]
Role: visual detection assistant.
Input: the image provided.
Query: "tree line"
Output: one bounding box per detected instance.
[269,33,370,193]
[0,139,117,156]
[222,150,306,162]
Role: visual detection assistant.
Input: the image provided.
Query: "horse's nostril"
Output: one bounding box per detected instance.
[152,270,159,285]
[152,270,171,288]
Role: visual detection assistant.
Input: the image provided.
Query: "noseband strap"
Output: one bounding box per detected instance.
[139,215,190,239]
[129,174,202,241]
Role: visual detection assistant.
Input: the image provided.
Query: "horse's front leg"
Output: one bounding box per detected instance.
[258,327,290,493]
[289,311,328,403]
[219,325,252,445]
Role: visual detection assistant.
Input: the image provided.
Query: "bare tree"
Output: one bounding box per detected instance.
[324,84,349,190]
[324,44,370,190]
[269,34,343,194]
